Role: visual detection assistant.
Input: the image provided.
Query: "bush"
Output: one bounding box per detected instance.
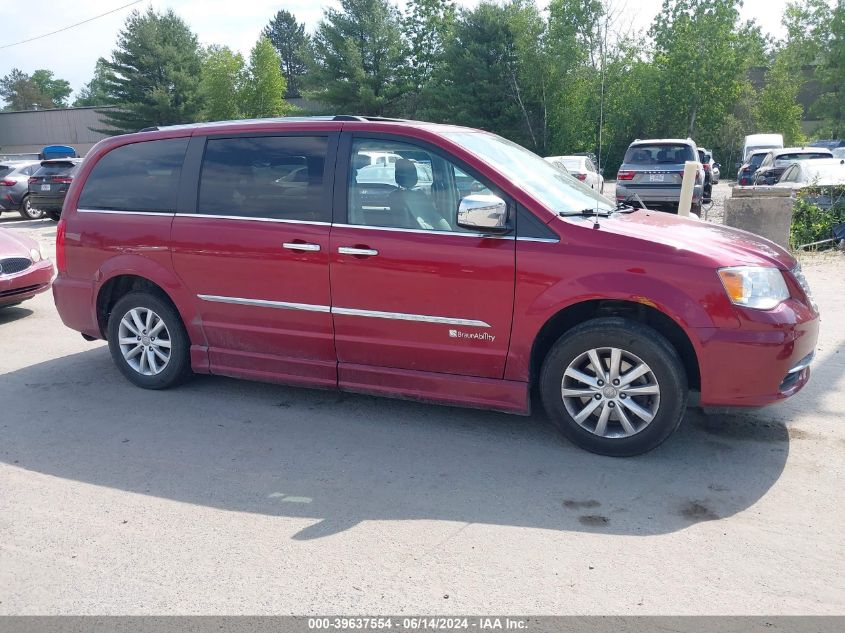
[790,190,845,250]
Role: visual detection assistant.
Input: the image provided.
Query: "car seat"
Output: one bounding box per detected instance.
[388,159,450,231]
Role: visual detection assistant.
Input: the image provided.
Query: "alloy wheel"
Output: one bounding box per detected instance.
[117,307,172,376]
[561,346,661,438]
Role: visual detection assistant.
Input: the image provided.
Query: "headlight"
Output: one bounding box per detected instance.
[29,248,40,262]
[38,242,48,261]
[718,266,790,310]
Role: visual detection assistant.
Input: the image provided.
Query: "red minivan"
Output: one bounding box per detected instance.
[52,116,819,456]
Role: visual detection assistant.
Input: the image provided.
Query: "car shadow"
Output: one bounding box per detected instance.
[0,305,35,324]
[0,348,795,540]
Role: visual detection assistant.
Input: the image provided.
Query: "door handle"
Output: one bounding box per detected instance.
[338,246,378,257]
[283,242,321,252]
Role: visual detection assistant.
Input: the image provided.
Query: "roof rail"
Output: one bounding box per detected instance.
[332,115,409,122]
[138,126,158,132]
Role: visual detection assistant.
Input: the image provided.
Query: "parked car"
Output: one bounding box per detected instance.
[0,161,44,219]
[52,116,818,457]
[0,226,54,308]
[737,149,769,185]
[753,147,833,185]
[543,157,571,175]
[546,155,604,192]
[774,158,845,209]
[616,138,704,213]
[742,133,783,163]
[809,139,845,152]
[28,158,83,221]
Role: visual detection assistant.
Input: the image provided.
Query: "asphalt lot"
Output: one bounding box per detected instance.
[1,210,843,615]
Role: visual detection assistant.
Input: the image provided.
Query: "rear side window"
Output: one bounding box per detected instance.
[78,138,188,212]
[198,136,330,222]
[624,144,695,164]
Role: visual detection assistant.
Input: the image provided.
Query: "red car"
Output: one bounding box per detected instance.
[0,227,54,308]
[51,117,819,456]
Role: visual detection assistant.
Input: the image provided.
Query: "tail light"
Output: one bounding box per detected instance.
[51,176,73,184]
[575,173,587,181]
[617,170,635,181]
[703,163,711,172]
[28,177,38,184]
[56,218,67,274]
[0,179,16,186]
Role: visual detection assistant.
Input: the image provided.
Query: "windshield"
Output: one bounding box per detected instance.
[443,131,613,213]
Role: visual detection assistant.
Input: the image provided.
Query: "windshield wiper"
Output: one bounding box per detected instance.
[559,208,614,217]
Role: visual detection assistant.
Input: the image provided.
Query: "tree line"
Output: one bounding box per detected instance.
[2,0,843,174]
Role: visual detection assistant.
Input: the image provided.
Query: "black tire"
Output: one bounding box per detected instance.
[46,210,61,221]
[18,195,45,220]
[539,317,688,456]
[107,291,192,389]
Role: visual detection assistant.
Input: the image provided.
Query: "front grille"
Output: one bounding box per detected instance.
[0,283,40,297]
[0,257,32,275]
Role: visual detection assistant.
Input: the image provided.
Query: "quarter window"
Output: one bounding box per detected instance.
[348,139,493,232]
[198,136,330,222]
[78,138,188,212]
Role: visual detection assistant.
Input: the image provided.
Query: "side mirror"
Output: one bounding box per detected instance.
[457,194,509,233]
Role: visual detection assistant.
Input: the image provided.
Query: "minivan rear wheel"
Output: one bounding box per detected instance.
[107,292,192,389]
[540,317,687,456]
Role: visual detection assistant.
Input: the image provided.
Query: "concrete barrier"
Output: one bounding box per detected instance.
[724,186,794,248]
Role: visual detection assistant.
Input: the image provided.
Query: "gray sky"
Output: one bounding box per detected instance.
[1,0,796,101]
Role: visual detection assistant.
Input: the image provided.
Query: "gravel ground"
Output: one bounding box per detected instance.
[0,213,843,615]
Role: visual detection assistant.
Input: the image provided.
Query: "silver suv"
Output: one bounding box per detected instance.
[615,139,703,214]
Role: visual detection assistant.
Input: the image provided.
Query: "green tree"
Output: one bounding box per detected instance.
[262,9,310,98]
[758,56,805,145]
[200,46,246,121]
[0,68,70,110]
[97,8,203,134]
[30,70,71,108]
[73,58,111,107]
[403,0,456,102]
[0,69,52,110]
[648,0,756,139]
[242,37,290,118]
[816,2,845,137]
[309,0,409,115]
[782,0,832,67]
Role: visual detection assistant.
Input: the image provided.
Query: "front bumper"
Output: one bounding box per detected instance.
[0,259,55,306]
[695,299,819,407]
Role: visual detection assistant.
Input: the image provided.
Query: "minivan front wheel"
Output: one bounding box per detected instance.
[107,292,191,389]
[540,317,687,456]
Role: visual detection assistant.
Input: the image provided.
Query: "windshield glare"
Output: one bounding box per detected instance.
[444,132,613,214]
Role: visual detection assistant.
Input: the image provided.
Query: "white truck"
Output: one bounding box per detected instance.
[742,134,784,162]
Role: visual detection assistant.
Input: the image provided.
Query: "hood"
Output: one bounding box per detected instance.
[569,210,796,269]
[0,227,37,257]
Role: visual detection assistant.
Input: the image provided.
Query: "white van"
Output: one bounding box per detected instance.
[743,134,784,162]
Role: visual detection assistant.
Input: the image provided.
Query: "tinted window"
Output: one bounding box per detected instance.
[0,166,12,178]
[624,144,695,164]
[79,139,187,212]
[776,152,831,162]
[749,154,766,168]
[198,136,329,222]
[348,138,494,232]
[34,162,79,177]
